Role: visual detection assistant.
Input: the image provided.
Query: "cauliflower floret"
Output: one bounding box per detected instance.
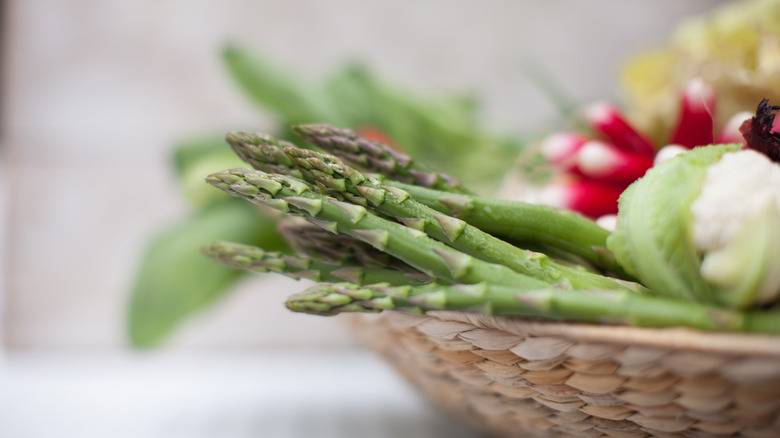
[691,150,780,250]
[691,149,780,304]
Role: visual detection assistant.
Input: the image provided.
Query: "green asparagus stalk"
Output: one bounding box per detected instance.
[206,168,553,289]
[278,146,631,291]
[202,240,429,286]
[288,282,780,334]
[291,123,470,194]
[285,283,421,316]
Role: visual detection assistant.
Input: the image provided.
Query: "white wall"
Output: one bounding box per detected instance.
[1,0,726,350]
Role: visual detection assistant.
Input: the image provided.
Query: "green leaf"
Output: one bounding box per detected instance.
[127,200,289,348]
[320,63,380,128]
[322,63,478,159]
[222,44,338,125]
[319,63,520,192]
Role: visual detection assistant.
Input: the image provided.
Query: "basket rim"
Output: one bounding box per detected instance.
[424,311,780,357]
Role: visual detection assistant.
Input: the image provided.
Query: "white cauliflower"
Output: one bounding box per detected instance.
[607,98,780,309]
[607,142,780,309]
[691,149,780,305]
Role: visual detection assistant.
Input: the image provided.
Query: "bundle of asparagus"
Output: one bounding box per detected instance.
[202,122,780,335]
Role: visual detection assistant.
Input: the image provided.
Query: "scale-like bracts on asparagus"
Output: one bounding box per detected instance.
[278,146,632,292]
[291,123,469,194]
[206,168,554,289]
[202,241,429,286]
[286,282,780,334]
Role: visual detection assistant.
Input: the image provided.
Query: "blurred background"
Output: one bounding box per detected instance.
[0,1,728,436]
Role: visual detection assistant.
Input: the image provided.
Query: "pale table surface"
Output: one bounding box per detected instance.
[0,349,485,438]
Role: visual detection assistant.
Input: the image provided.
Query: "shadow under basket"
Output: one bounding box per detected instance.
[350,311,780,438]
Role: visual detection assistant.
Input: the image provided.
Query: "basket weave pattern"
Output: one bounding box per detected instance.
[353,311,780,437]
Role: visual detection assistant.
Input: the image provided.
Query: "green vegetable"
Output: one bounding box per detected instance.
[202,240,429,286]
[607,144,743,305]
[286,282,780,334]
[222,45,337,125]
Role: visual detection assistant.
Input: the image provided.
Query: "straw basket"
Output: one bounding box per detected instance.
[351,311,780,437]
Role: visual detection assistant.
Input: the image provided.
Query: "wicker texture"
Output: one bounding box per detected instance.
[352,311,780,438]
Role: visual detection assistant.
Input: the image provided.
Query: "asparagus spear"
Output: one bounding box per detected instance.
[202,240,429,286]
[206,168,553,289]
[287,282,780,335]
[278,146,631,291]
[291,123,470,194]
[285,283,421,316]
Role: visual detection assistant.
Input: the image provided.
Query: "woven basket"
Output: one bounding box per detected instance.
[350,311,780,438]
